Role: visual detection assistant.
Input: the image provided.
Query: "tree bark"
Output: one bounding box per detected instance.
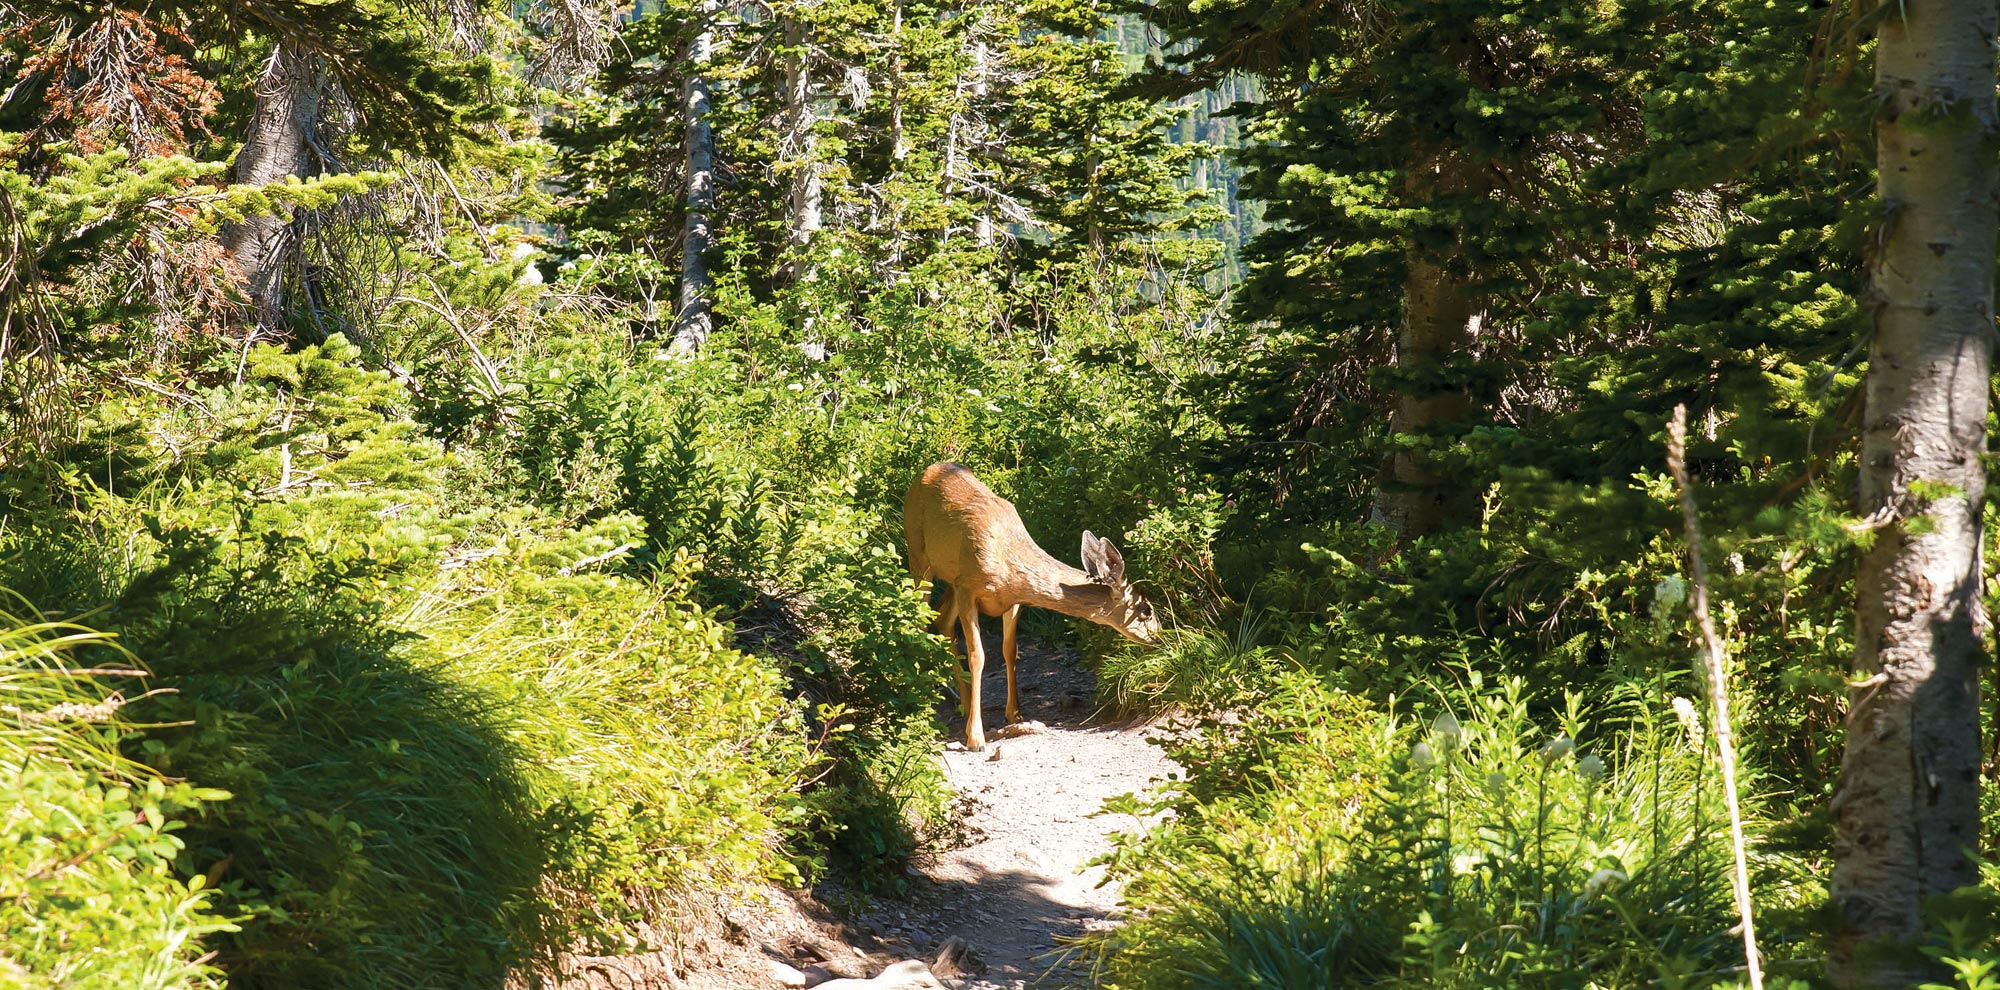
[782,18,821,257]
[222,42,321,332]
[887,0,906,164]
[1828,1,1995,986]
[671,1,717,353]
[1370,250,1483,539]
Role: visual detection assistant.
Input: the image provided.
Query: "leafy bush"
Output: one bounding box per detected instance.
[0,339,816,987]
[0,602,234,990]
[1090,673,1820,990]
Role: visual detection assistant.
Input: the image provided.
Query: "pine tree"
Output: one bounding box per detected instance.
[1129,0,1705,539]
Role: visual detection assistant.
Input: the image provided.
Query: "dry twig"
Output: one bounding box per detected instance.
[1665,403,1763,990]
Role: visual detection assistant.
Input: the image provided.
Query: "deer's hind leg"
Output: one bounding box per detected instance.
[1001,603,1022,724]
[955,587,988,751]
[933,584,969,713]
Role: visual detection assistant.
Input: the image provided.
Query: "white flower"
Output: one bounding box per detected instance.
[1540,735,1574,763]
[1584,867,1628,898]
[1410,740,1437,770]
[1672,697,1703,748]
[1653,574,1687,614]
[1577,754,1605,784]
[1430,710,1463,751]
[786,382,804,392]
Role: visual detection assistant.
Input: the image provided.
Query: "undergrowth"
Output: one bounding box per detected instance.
[0,602,235,990]
[1088,672,1824,989]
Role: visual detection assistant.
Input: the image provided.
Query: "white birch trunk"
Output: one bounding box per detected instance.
[1829,1,1996,985]
[671,1,717,353]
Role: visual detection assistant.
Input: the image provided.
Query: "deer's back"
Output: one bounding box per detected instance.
[904,462,1034,592]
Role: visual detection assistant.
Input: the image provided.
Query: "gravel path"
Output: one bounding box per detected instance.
[847,641,1176,989]
[560,640,1175,990]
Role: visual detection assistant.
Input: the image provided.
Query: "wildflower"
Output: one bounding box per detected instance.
[1577,754,1605,784]
[1653,574,1687,615]
[1430,710,1463,752]
[1671,696,1702,747]
[1584,867,1628,898]
[1540,735,1573,763]
[1411,740,1437,770]
[1484,772,1508,796]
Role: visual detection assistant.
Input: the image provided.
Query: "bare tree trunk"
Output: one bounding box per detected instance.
[887,0,906,164]
[1370,251,1482,539]
[944,34,993,246]
[671,1,717,353]
[1828,2,1995,986]
[782,18,821,257]
[222,43,321,332]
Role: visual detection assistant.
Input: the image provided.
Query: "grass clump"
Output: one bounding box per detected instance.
[0,339,816,988]
[0,601,235,990]
[1088,672,1819,990]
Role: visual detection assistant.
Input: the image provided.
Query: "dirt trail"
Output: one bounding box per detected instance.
[848,642,1175,988]
[564,641,1173,990]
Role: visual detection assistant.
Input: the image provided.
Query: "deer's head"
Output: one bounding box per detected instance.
[1079,531,1161,645]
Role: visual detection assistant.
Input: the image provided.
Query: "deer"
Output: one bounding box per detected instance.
[903,462,1161,751]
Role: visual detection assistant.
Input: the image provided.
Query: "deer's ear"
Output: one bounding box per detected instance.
[1097,538,1127,583]
[1081,531,1108,581]
[1082,531,1125,584]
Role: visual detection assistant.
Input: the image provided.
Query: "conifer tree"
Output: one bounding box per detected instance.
[1130,0,1696,539]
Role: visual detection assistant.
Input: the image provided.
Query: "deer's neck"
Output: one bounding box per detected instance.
[1010,548,1113,620]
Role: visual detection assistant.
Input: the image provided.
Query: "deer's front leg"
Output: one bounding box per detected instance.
[958,596,987,751]
[1001,603,1022,725]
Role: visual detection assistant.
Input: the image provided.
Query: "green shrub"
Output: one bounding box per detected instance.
[0,601,234,990]
[1090,673,1819,990]
[1,339,817,987]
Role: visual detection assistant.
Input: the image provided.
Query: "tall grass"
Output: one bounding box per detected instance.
[0,597,235,990]
[1088,674,1821,989]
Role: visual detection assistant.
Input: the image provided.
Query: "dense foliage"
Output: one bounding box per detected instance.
[2,0,1998,986]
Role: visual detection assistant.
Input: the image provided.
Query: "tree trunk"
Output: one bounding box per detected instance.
[944,34,993,246]
[222,43,321,332]
[887,0,906,164]
[1828,2,1995,986]
[1370,251,1483,539]
[782,19,821,257]
[671,2,717,353]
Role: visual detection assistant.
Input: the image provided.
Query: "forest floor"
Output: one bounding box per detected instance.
[563,640,1176,990]
[842,641,1175,989]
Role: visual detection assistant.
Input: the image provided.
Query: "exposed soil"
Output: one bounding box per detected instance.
[557,639,1175,990]
[842,639,1175,988]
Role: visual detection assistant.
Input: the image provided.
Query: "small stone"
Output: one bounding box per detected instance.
[931,936,975,978]
[770,960,809,987]
[801,965,837,987]
[944,741,966,752]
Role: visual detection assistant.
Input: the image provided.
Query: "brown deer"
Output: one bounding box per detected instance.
[903,462,1160,750]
